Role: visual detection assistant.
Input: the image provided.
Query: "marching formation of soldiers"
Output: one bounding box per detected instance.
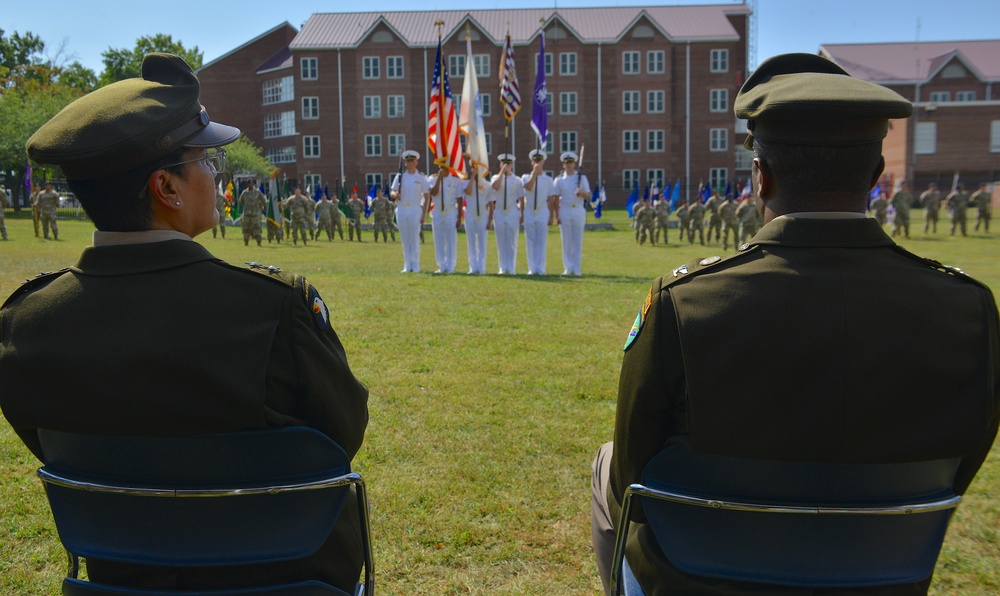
[866,180,994,237]
[631,190,762,251]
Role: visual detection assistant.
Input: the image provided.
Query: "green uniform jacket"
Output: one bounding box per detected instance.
[0,239,369,592]
[611,216,1000,595]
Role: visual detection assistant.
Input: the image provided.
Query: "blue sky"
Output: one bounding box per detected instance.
[6,0,999,74]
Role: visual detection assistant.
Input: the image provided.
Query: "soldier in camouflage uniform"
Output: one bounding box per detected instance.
[719,195,739,250]
[870,191,888,227]
[687,199,706,245]
[674,200,690,243]
[0,186,8,240]
[704,192,723,244]
[652,197,670,244]
[212,189,227,238]
[36,182,61,240]
[372,188,395,242]
[347,192,364,242]
[890,181,912,239]
[971,182,991,233]
[286,187,312,246]
[736,196,757,243]
[314,193,337,241]
[239,181,266,246]
[921,182,942,234]
[329,195,345,240]
[634,200,656,246]
[946,183,970,237]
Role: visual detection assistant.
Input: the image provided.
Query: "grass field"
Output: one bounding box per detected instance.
[1,212,998,595]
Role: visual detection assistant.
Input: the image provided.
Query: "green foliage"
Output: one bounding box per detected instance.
[55,61,97,92]
[0,80,84,180]
[99,34,202,86]
[224,136,275,181]
[0,215,997,595]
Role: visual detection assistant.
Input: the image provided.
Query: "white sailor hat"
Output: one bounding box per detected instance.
[402,150,420,160]
[497,153,515,162]
[560,151,578,162]
[528,149,547,160]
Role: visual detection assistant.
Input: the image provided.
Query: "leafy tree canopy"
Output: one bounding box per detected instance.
[99,34,202,85]
[224,137,277,181]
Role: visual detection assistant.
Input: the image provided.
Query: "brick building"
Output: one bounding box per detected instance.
[197,5,751,204]
[820,41,1000,192]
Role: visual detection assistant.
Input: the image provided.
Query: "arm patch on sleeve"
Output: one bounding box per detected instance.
[304,280,331,331]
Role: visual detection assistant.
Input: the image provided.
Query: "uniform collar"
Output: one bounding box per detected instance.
[747,215,895,249]
[92,229,193,246]
[73,239,221,276]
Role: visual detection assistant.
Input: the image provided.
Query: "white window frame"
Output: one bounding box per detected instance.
[709,168,728,193]
[710,49,729,73]
[991,120,1000,152]
[479,94,491,117]
[262,76,294,105]
[362,56,380,79]
[647,130,665,153]
[388,134,406,156]
[387,95,405,118]
[303,174,322,191]
[623,91,641,114]
[546,92,554,116]
[265,146,296,164]
[560,92,578,115]
[485,132,493,155]
[710,128,728,152]
[710,89,728,113]
[302,97,319,120]
[956,90,976,102]
[387,56,404,79]
[915,122,936,154]
[559,52,577,76]
[928,91,950,103]
[647,50,665,74]
[303,136,321,159]
[301,57,318,80]
[365,173,383,190]
[473,54,490,78]
[647,90,665,114]
[263,110,296,139]
[623,169,640,190]
[622,51,640,75]
[535,52,553,76]
[560,131,578,153]
[365,134,382,157]
[364,96,381,119]
[544,131,554,154]
[623,130,641,153]
[647,169,665,189]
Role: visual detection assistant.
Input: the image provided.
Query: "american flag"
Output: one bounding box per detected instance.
[427,38,465,178]
[499,32,521,121]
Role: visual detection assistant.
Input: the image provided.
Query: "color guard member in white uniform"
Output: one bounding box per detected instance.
[521,149,558,275]
[390,150,430,273]
[428,166,463,274]
[554,151,590,276]
[463,168,493,275]
[491,154,525,275]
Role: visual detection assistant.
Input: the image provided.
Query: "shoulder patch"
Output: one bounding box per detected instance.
[624,287,654,351]
[304,280,331,331]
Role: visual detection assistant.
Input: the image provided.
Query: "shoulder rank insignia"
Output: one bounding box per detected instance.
[624,287,654,351]
[305,280,331,331]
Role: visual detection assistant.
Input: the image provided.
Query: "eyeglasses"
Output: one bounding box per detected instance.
[161,148,227,175]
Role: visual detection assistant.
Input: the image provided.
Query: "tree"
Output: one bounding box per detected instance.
[0,29,46,90]
[55,61,97,91]
[99,34,203,86]
[224,137,276,181]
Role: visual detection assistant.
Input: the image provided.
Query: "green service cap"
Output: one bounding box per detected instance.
[27,53,240,180]
[735,53,913,150]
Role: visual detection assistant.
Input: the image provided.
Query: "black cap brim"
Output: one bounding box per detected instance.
[184,121,241,148]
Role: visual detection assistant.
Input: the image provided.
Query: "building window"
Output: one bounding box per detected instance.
[623,51,640,74]
[623,91,641,114]
[710,128,728,152]
[647,90,665,113]
[302,97,319,120]
[366,173,383,190]
[301,57,318,80]
[647,130,665,152]
[536,52,553,76]
[364,96,381,119]
[623,130,640,153]
[265,146,296,164]
[928,91,950,103]
[387,95,405,118]
[560,131,578,153]
[473,54,490,77]
[303,174,322,192]
[956,91,976,102]
[546,92,554,116]
[477,94,490,117]
[387,56,404,79]
[388,134,406,156]
[263,111,296,138]
[560,92,578,115]
[365,135,382,157]
[710,89,728,112]
[647,169,665,188]
[915,122,936,154]
[991,121,1000,152]
[544,131,554,154]
[485,133,492,155]
[262,76,294,105]
[362,56,379,79]
[735,147,753,170]
[647,50,665,74]
[710,49,729,73]
[709,168,728,192]
[623,169,640,190]
[560,52,577,76]
[449,55,464,77]
[303,136,320,158]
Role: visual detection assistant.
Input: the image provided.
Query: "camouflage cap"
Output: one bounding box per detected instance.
[27,53,240,180]
[735,53,912,150]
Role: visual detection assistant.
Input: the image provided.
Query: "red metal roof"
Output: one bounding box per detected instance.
[820,40,1000,84]
[290,5,749,49]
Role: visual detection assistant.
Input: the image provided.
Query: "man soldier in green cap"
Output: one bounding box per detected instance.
[870,188,888,227]
[687,193,706,245]
[239,179,267,246]
[946,183,971,237]
[591,53,1000,596]
[212,185,227,238]
[0,53,368,594]
[0,186,8,240]
[36,181,60,240]
[921,182,943,233]
[971,182,991,233]
[285,185,312,246]
[890,180,912,239]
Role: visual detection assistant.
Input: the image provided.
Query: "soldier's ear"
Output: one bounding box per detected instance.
[148,169,182,211]
[752,158,771,200]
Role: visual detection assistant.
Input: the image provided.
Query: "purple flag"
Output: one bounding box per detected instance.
[530,31,547,149]
[24,163,32,193]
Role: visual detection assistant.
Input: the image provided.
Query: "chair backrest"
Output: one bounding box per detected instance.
[613,444,961,594]
[36,426,372,595]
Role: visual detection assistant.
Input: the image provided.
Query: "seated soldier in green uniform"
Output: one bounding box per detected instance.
[0,53,369,594]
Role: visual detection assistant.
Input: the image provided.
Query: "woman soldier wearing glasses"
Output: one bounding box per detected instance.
[0,54,368,593]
